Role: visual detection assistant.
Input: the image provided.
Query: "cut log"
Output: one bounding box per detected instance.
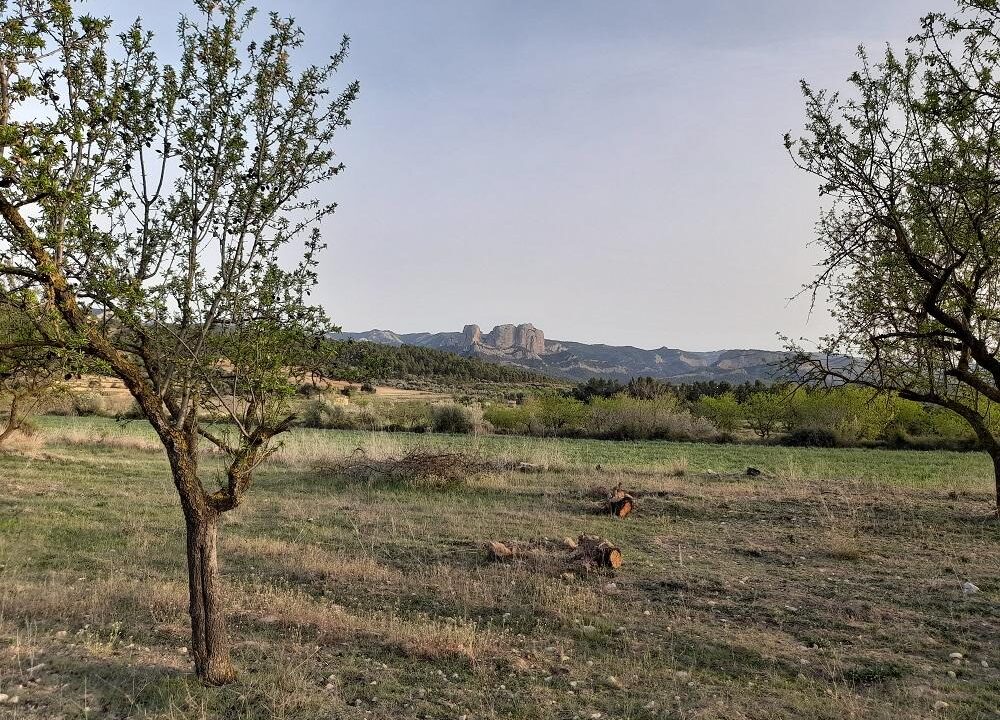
[576,534,623,569]
[486,540,514,561]
[602,483,636,518]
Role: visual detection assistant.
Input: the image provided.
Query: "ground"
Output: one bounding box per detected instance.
[1,418,998,719]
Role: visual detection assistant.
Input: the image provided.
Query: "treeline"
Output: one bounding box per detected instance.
[551,378,979,449]
[324,340,555,385]
[295,373,982,450]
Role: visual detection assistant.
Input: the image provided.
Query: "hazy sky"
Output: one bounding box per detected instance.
[92,0,951,350]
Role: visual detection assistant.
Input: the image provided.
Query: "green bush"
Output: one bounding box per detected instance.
[431,403,475,434]
[783,427,838,447]
[742,392,787,438]
[297,383,323,398]
[586,395,717,441]
[385,401,433,433]
[786,387,895,445]
[72,391,106,417]
[695,392,743,432]
[483,404,530,434]
[299,400,356,430]
[524,394,587,436]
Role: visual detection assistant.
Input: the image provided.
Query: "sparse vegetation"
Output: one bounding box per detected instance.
[0,418,996,718]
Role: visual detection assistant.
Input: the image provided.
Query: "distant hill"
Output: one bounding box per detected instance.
[325,338,559,385]
[330,323,792,383]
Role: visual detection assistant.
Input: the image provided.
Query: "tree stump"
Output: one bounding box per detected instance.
[602,484,636,518]
[576,534,623,569]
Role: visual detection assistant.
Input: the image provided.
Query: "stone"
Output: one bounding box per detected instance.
[514,323,545,354]
[485,324,516,349]
[462,324,482,345]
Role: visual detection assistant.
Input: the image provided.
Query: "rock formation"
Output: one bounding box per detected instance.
[473,323,546,357]
[463,324,482,345]
[514,323,545,355]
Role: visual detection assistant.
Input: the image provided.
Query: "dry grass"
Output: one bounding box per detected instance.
[1,419,998,719]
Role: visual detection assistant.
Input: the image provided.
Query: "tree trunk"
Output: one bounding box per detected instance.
[992,454,1000,516]
[185,511,237,685]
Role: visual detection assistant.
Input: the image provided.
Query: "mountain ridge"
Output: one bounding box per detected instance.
[330,323,790,383]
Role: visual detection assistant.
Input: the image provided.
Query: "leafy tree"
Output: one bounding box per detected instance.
[742,391,786,439]
[786,387,896,444]
[0,303,66,445]
[568,377,624,402]
[695,391,743,432]
[786,0,1000,510]
[624,375,673,400]
[0,0,357,683]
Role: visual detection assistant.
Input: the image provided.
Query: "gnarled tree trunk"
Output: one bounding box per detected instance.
[992,455,1000,516]
[185,509,236,685]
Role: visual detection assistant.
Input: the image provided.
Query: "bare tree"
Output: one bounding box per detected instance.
[786,0,1000,512]
[0,0,357,682]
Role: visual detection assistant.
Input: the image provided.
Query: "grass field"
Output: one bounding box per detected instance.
[1,417,998,719]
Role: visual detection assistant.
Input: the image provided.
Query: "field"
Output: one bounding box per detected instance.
[1,418,998,719]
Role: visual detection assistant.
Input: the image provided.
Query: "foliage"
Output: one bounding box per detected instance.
[430,403,475,434]
[325,339,555,385]
[786,388,896,445]
[0,0,358,682]
[568,377,624,402]
[786,0,1000,506]
[587,394,718,441]
[695,392,743,432]
[624,376,674,400]
[743,391,788,438]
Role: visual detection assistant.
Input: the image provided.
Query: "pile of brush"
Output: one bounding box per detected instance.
[325,447,491,488]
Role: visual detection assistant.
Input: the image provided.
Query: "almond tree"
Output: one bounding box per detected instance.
[0,304,66,445]
[0,0,357,683]
[786,0,1000,512]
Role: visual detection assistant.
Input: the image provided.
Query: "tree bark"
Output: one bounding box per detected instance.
[992,454,1000,516]
[185,510,236,685]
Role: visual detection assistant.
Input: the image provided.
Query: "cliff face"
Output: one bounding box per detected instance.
[462,323,546,358]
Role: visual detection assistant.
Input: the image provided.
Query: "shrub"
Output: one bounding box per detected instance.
[786,387,895,445]
[122,400,146,420]
[297,382,323,398]
[742,391,787,438]
[431,403,475,434]
[695,392,743,432]
[299,400,357,430]
[586,395,717,441]
[524,394,587,436]
[385,401,433,433]
[72,391,106,417]
[483,404,530,434]
[783,427,838,447]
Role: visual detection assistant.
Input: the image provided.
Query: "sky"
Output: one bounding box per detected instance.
[91,0,953,351]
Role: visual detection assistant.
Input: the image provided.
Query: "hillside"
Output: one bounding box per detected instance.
[330,323,790,383]
[324,338,559,385]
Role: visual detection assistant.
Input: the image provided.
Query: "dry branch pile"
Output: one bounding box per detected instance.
[325,447,491,487]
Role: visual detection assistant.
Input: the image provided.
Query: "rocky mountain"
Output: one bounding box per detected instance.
[330,323,791,383]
